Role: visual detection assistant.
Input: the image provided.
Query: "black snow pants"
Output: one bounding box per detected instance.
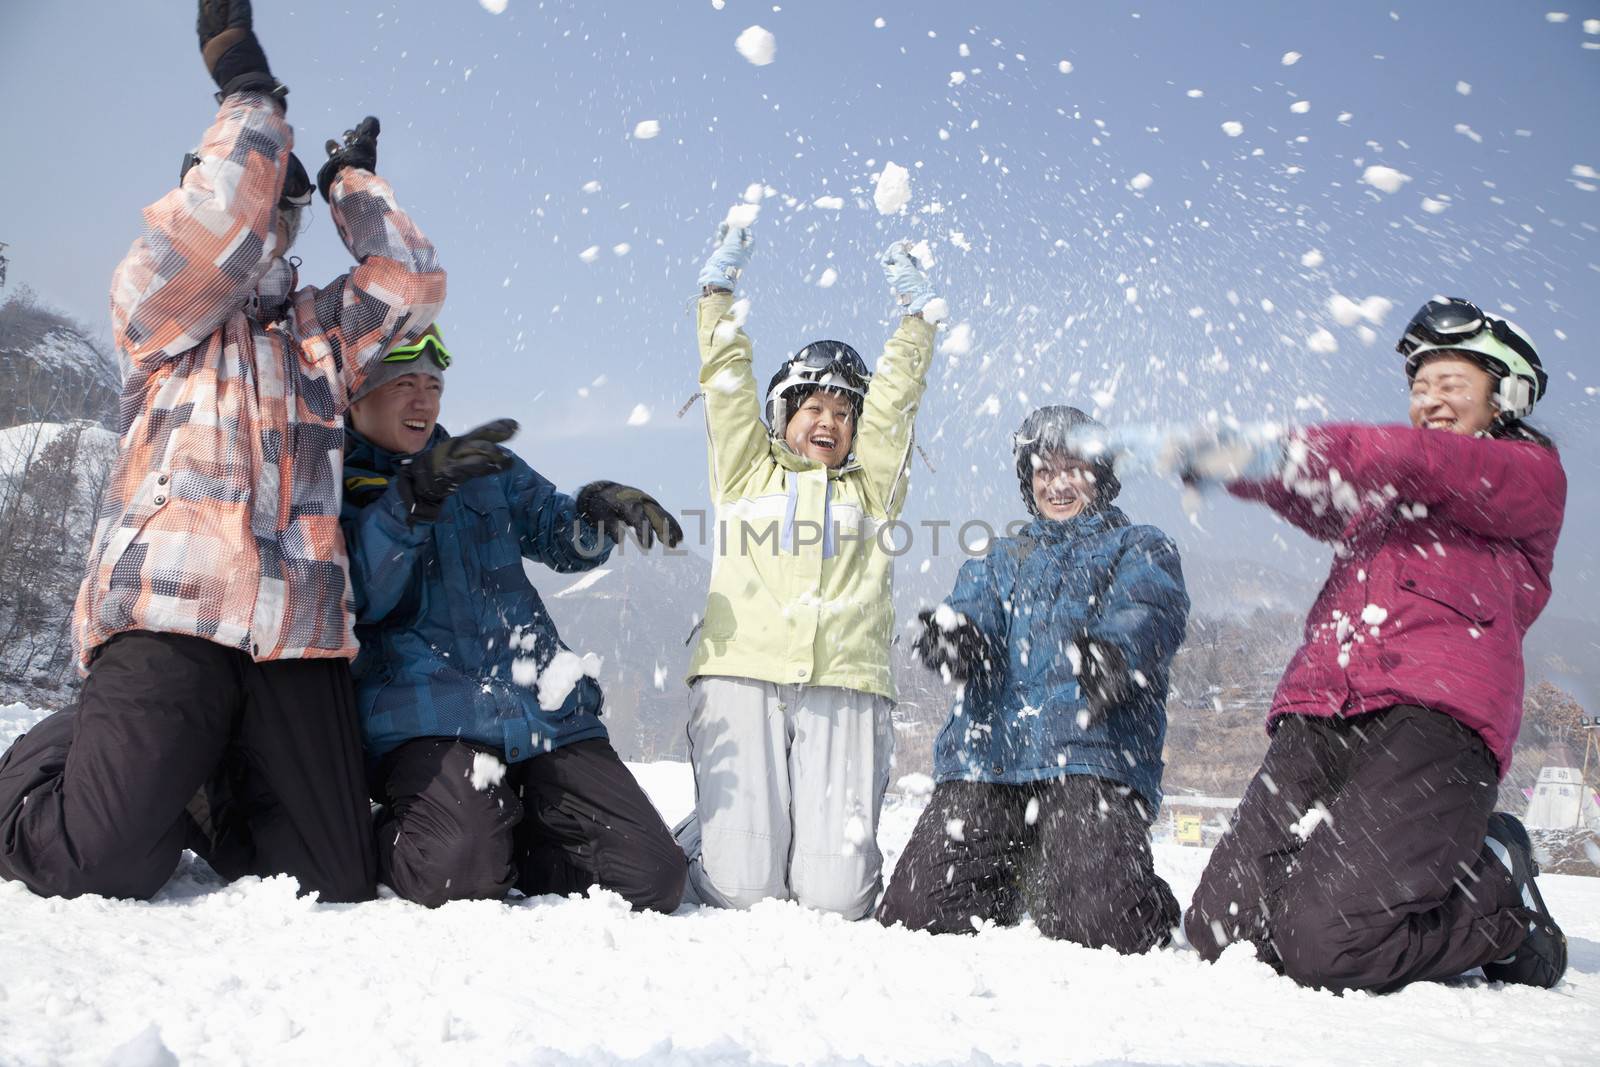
[877,775,1180,953]
[0,631,377,902]
[1184,704,1530,993]
[372,736,686,912]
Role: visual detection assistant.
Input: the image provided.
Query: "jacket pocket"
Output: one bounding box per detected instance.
[1396,562,1496,626]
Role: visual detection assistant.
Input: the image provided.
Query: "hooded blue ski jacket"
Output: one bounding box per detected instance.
[340,427,612,766]
[931,508,1189,810]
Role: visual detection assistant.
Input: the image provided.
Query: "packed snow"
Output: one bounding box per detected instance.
[734,25,777,66]
[0,709,1596,1066]
[873,161,913,215]
[1360,165,1412,194]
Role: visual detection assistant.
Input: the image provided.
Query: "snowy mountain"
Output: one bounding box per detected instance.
[0,292,119,429]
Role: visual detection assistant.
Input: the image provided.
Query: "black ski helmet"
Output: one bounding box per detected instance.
[1012,405,1120,516]
[765,340,872,432]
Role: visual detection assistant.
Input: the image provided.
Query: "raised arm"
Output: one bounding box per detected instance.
[854,242,940,517]
[110,92,289,367]
[695,222,772,500]
[295,117,446,409]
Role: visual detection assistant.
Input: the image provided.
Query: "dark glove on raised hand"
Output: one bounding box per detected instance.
[317,116,381,203]
[1074,636,1133,722]
[914,607,996,683]
[397,419,518,524]
[197,0,280,101]
[575,481,684,550]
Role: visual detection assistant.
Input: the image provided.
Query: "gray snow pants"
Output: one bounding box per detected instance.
[1184,705,1530,993]
[681,675,894,918]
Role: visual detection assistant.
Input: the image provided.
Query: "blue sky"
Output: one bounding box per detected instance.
[3,1,1598,633]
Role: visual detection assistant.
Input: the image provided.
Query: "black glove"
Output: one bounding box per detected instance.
[1074,636,1133,722]
[397,419,518,524]
[317,116,381,203]
[913,607,996,683]
[197,0,281,103]
[575,481,684,550]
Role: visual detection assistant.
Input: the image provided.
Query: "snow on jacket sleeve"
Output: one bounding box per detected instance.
[697,291,771,501]
[504,456,612,574]
[110,93,288,366]
[1085,526,1190,683]
[854,314,937,519]
[341,483,432,624]
[297,167,447,409]
[1249,423,1566,542]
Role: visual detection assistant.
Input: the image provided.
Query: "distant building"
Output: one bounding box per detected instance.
[1524,767,1600,831]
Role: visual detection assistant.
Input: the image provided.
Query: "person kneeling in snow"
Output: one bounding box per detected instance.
[1119,297,1567,992]
[0,1,443,903]
[340,328,687,910]
[877,407,1188,952]
[674,221,942,918]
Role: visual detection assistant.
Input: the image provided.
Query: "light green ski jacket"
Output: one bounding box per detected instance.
[687,290,935,699]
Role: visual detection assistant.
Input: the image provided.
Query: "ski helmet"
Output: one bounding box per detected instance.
[1012,406,1120,516]
[764,340,872,432]
[1396,297,1548,421]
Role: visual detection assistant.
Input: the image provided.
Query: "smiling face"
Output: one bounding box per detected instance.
[782,389,857,468]
[1408,353,1499,437]
[349,372,443,455]
[1030,450,1099,521]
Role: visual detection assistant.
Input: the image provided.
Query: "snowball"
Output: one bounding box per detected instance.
[1361,164,1412,193]
[1289,100,1311,114]
[1129,171,1154,191]
[1456,80,1472,95]
[712,0,725,8]
[1588,18,1600,33]
[536,650,601,711]
[1058,60,1074,74]
[1300,249,1324,268]
[581,179,602,193]
[919,296,950,324]
[931,603,961,631]
[479,0,508,13]
[724,202,761,228]
[873,161,913,215]
[939,322,974,357]
[1186,89,1205,98]
[578,245,600,264]
[1361,604,1389,626]
[949,71,967,86]
[948,230,972,251]
[1421,196,1450,214]
[873,16,885,28]
[1281,50,1302,65]
[470,752,507,791]
[1329,294,1393,326]
[1024,797,1041,825]
[626,404,651,426]
[945,818,966,842]
[812,195,845,210]
[1306,328,1338,354]
[632,120,661,140]
[742,182,765,204]
[896,772,935,797]
[816,267,838,288]
[1221,120,1244,137]
[612,243,631,257]
[1292,803,1332,840]
[908,239,936,266]
[976,394,1000,416]
[735,25,777,66]
[1546,12,1569,23]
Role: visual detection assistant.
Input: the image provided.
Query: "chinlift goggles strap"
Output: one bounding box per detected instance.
[1396,297,1539,370]
[383,331,452,369]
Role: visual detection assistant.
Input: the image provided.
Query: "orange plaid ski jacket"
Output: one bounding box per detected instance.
[73,92,446,667]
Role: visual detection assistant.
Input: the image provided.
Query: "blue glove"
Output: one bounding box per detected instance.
[1108,423,1286,486]
[881,241,938,316]
[697,223,753,293]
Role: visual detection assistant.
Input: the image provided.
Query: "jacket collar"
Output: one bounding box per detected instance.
[344,423,448,475]
[1022,505,1128,544]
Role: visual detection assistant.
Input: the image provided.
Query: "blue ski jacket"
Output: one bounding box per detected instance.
[931,508,1189,810]
[340,427,612,766]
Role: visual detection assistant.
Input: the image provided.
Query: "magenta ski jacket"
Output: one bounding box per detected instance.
[1229,423,1566,777]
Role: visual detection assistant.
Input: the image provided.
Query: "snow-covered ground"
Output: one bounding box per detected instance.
[2,704,1597,1067]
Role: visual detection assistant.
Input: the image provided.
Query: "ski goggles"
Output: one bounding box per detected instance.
[1396,297,1538,369]
[382,331,452,369]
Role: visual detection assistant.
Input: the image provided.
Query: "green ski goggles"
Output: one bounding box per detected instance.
[383,331,452,369]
